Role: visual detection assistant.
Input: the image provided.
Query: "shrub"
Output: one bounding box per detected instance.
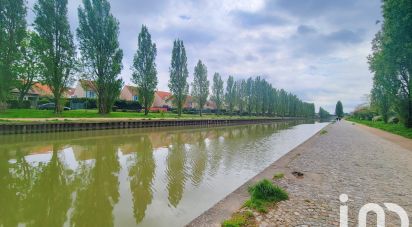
[372,116,383,122]
[114,100,141,111]
[245,179,288,212]
[6,100,31,109]
[388,116,399,124]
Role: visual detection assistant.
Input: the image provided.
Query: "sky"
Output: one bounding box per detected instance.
[26,0,382,113]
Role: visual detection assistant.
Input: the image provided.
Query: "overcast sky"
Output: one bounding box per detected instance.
[26,0,382,113]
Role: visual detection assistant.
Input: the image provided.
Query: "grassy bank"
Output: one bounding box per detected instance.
[347,118,412,139]
[0,109,275,120]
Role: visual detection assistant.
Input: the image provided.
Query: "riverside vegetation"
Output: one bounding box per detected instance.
[222,179,289,227]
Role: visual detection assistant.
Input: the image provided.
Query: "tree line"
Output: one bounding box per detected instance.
[368,0,412,128]
[0,0,315,118]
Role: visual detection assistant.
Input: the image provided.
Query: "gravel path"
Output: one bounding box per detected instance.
[253,120,412,226]
[188,120,412,226]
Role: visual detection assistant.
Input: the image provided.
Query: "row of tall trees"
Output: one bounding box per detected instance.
[319,107,330,119]
[0,0,315,117]
[368,0,412,127]
[165,38,315,117]
[0,0,123,114]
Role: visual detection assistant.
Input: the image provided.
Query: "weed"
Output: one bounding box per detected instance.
[244,179,288,212]
[320,129,328,135]
[273,172,284,180]
[222,214,245,227]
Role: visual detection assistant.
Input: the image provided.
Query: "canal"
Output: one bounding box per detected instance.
[0,120,327,227]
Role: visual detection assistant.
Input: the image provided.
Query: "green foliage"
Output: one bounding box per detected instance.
[335,101,344,118]
[6,100,31,109]
[351,105,376,121]
[132,25,158,115]
[34,0,76,113]
[168,39,189,116]
[225,76,236,115]
[222,211,254,227]
[319,107,330,119]
[0,0,27,105]
[14,32,43,107]
[348,118,412,139]
[222,216,246,227]
[211,73,224,115]
[245,179,288,212]
[77,0,123,114]
[368,0,412,127]
[191,60,209,116]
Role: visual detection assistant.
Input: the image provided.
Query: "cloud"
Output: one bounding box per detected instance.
[231,10,287,28]
[24,0,382,113]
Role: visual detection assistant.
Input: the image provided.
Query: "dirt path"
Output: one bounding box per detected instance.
[187,120,412,226]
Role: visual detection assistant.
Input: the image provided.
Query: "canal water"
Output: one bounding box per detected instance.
[0,120,327,227]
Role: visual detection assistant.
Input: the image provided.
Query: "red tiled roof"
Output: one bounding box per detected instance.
[156,91,172,100]
[32,82,53,96]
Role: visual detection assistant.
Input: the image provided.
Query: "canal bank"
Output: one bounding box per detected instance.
[0,117,303,135]
[187,120,412,226]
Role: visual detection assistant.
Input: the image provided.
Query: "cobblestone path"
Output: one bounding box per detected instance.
[253,121,412,226]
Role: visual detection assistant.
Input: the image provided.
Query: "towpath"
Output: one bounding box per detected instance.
[188,120,412,226]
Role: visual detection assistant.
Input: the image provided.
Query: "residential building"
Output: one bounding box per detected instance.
[73,80,97,98]
[120,85,139,101]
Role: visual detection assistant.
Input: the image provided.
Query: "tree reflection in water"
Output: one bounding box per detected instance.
[71,139,120,227]
[165,132,188,207]
[128,135,155,224]
[0,120,317,226]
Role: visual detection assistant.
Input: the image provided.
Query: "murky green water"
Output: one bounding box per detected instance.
[0,121,327,227]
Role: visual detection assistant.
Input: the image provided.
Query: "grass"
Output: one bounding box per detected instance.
[0,109,272,120]
[222,211,255,227]
[347,118,412,139]
[320,129,328,135]
[244,179,288,213]
[272,172,284,180]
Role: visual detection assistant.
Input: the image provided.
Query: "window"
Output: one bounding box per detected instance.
[133,95,138,101]
[86,90,96,98]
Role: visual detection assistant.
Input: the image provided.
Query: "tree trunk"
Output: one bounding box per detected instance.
[144,107,149,115]
[54,95,62,114]
[18,93,25,108]
[200,108,202,117]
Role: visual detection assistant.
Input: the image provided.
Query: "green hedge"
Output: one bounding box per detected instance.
[68,98,141,111]
[7,100,31,109]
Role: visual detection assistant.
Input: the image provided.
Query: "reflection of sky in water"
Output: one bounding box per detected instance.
[0,121,327,227]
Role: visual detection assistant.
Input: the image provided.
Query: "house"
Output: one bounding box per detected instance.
[204,100,217,110]
[153,91,173,108]
[120,85,139,101]
[73,80,97,98]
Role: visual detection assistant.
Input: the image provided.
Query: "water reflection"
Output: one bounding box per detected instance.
[128,135,155,224]
[0,120,326,227]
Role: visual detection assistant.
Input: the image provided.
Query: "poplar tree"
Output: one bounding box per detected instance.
[191,60,209,116]
[335,101,344,118]
[15,32,42,107]
[34,0,76,113]
[225,75,236,116]
[168,39,189,116]
[0,0,27,110]
[211,72,224,115]
[132,25,157,115]
[77,0,123,114]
